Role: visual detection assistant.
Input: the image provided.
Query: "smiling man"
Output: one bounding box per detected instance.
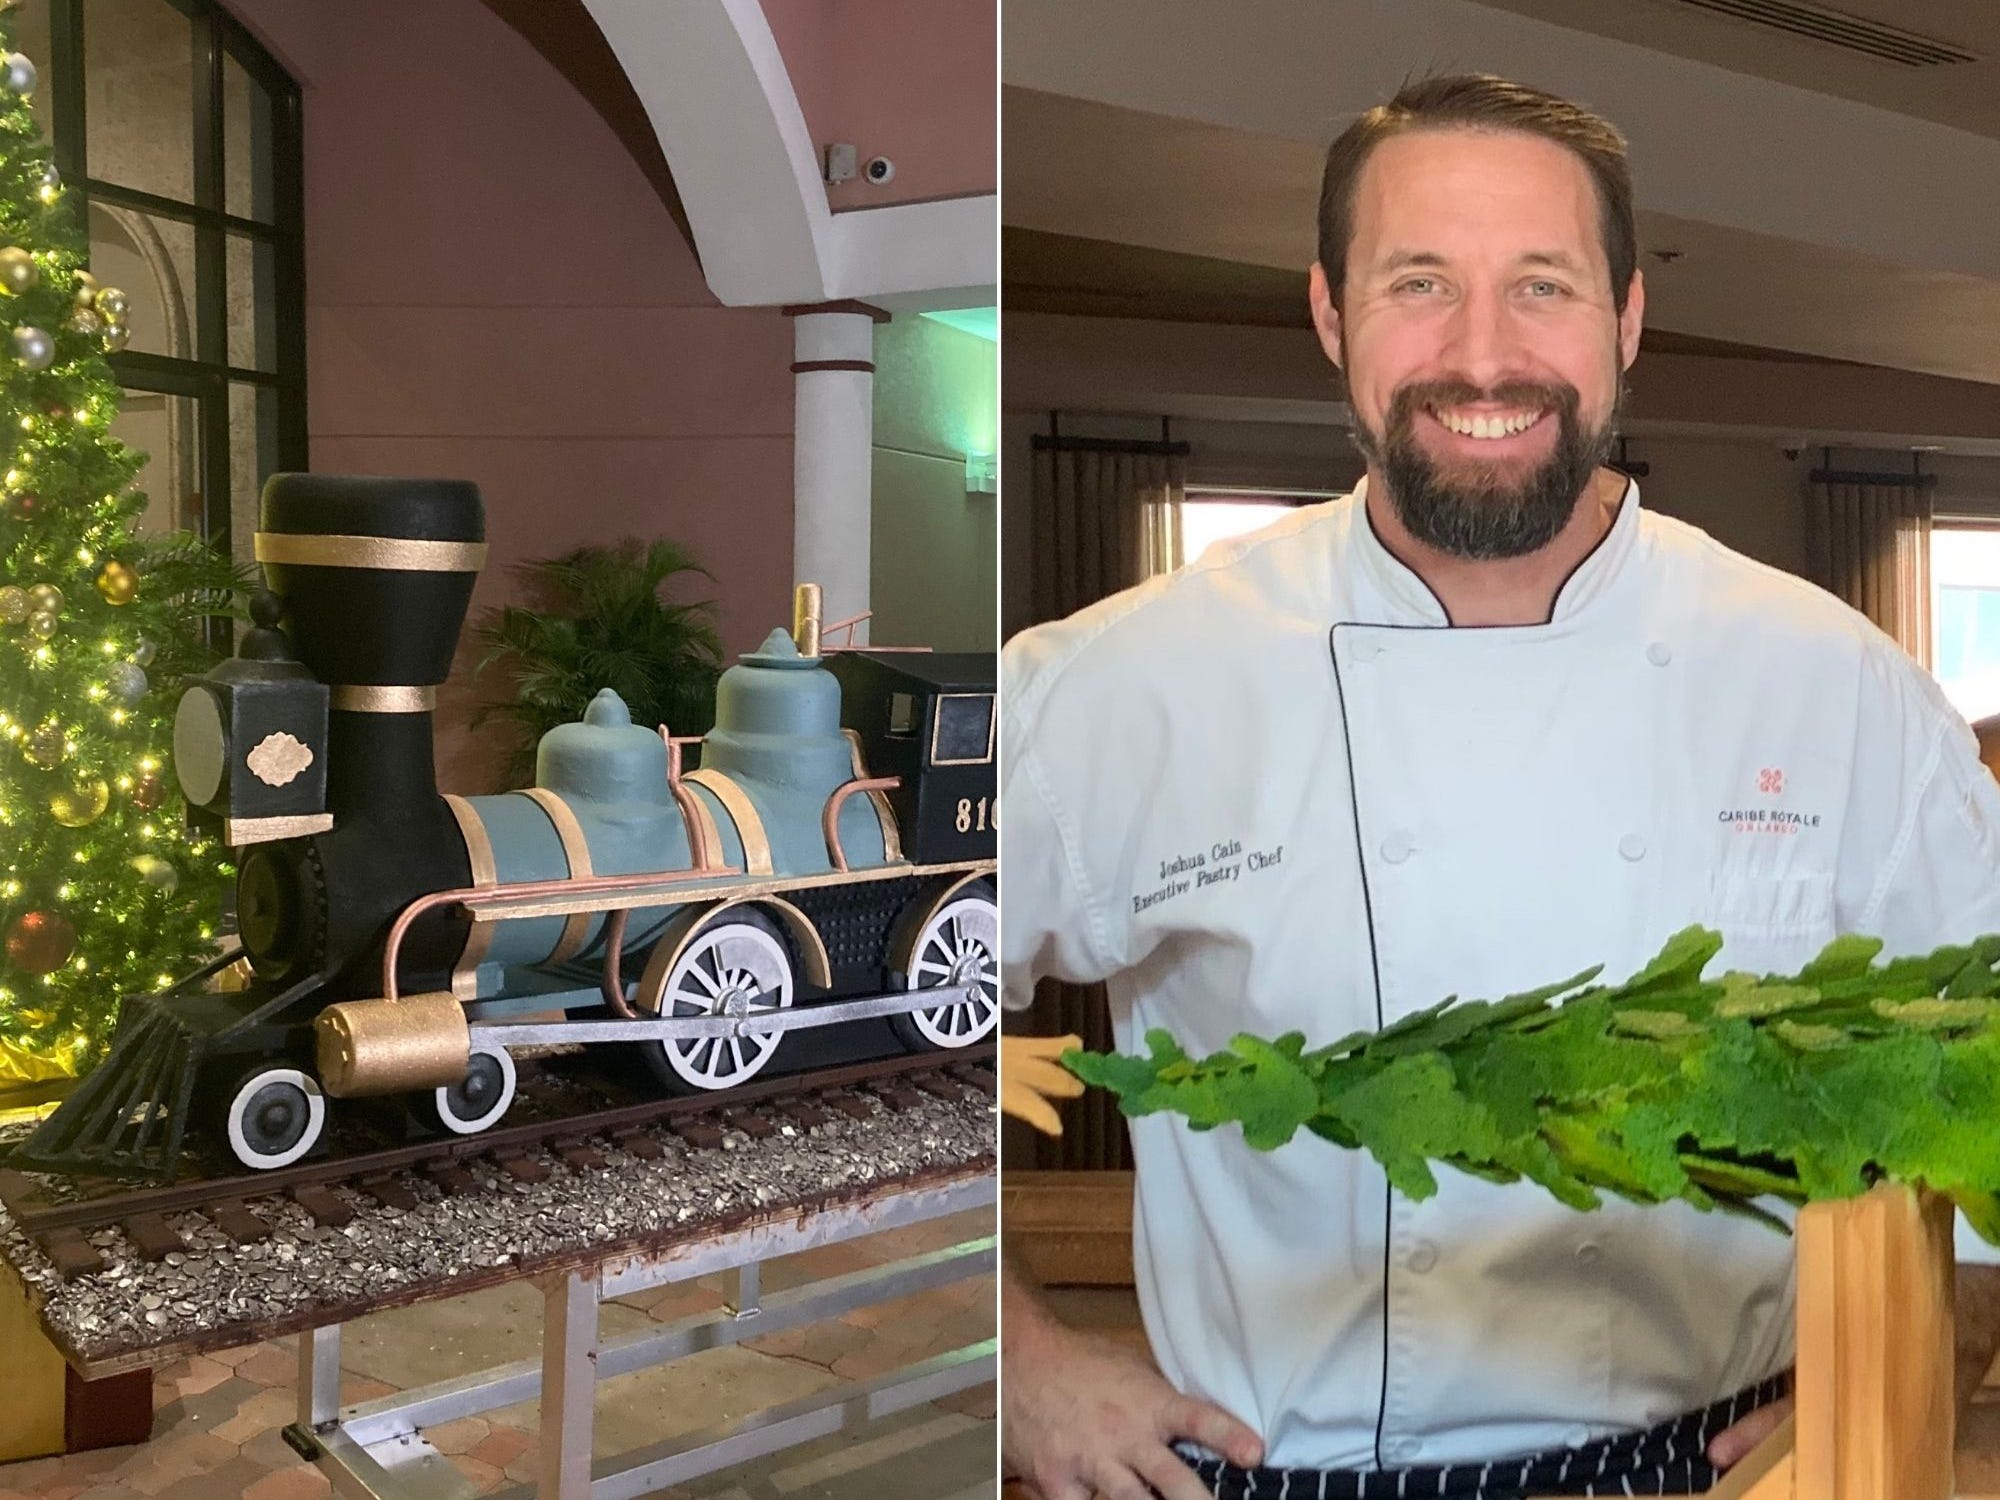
[1000,76,2000,1500]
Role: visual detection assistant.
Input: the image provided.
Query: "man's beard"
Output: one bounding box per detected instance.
[1350,378,1617,561]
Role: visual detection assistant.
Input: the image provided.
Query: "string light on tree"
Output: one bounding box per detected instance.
[0,9,237,1076]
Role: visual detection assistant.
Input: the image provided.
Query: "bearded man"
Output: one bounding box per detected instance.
[999,74,2000,1500]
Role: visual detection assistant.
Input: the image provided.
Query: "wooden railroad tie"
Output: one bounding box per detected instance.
[287,1184,353,1229]
[826,1092,877,1122]
[866,1080,924,1110]
[775,1099,831,1130]
[951,1063,995,1094]
[493,1151,551,1184]
[553,1138,607,1173]
[912,1071,966,1102]
[205,1199,272,1245]
[41,1227,105,1281]
[667,1118,727,1150]
[724,1109,777,1141]
[118,1211,186,1263]
[357,1174,419,1212]
[421,1161,478,1197]
[610,1127,664,1161]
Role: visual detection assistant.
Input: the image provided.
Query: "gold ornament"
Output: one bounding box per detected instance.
[95,286,129,320]
[49,775,108,827]
[94,560,137,604]
[26,582,60,614]
[0,247,35,295]
[0,584,25,624]
[23,722,63,767]
[25,608,54,639]
[12,325,52,369]
[65,306,101,337]
[101,320,129,352]
[129,770,165,810]
[5,910,74,975]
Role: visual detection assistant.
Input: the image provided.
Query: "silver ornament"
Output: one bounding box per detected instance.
[101,321,128,352]
[12,324,52,369]
[131,637,155,668]
[130,855,177,893]
[94,286,128,320]
[105,660,146,703]
[65,306,101,337]
[3,53,38,96]
[35,163,58,198]
[0,247,35,295]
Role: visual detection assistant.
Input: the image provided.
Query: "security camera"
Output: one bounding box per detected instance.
[864,155,896,185]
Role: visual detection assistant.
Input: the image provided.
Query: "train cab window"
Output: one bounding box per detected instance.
[888,692,919,737]
[930,693,996,766]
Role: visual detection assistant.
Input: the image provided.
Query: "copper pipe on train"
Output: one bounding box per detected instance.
[823,777,901,872]
[600,908,637,1018]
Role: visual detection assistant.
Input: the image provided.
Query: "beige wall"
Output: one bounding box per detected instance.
[1003,310,2000,635]
[872,315,997,651]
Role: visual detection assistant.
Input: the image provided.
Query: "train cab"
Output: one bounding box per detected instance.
[826,651,996,867]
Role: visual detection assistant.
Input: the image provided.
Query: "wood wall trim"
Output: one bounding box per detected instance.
[1004,1169,1134,1288]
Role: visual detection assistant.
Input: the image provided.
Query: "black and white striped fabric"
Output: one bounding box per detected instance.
[1170,1373,1791,1500]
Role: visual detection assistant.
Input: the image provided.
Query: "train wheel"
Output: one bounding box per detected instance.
[645,909,795,1094]
[891,886,999,1051]
[223,1065,327,1171]
[430,1044,517,1135]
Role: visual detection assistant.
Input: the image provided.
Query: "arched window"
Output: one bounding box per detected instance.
[14,0,305,569]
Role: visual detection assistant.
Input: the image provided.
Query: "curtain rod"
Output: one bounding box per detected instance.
[1808,469,1938,488]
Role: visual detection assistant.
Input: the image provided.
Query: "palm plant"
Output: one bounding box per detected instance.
[472,538,725,784]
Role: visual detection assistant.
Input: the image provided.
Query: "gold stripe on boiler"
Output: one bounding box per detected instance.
[520,787,595,961]
[684,769,775,875]
[253,532,488,572]
[443,794,498,1001]
[331,685,436,713]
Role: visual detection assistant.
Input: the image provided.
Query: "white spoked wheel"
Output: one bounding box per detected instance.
[431,1044,517,1135]
[891,892,999,1050]
[649,913,795,1094]
[224,1065,327,1171]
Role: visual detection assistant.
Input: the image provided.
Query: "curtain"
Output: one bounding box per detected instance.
[1805,471,1934,663]
[1027,439,1185,626]
[1006,435,1186,1172]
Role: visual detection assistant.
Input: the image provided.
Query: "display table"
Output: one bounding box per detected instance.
[1006,1169,2000,1499]
[1,1080,995,1496]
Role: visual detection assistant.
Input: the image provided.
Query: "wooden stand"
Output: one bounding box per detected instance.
[1705,1181,1956,1500]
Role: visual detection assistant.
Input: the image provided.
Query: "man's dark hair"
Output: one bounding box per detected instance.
[1316,74,1637,313]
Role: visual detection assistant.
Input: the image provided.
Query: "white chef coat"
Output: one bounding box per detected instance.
[1000,478,2000,1471]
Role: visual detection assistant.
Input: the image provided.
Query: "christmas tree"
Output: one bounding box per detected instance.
[0,13,237,1085]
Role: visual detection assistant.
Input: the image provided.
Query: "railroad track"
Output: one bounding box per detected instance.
[0,1045,994,1281]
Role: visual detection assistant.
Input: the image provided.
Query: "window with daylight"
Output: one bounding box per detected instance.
[1931,522,2000,723]
[1180,490,1329,566]
[14,0,304,574]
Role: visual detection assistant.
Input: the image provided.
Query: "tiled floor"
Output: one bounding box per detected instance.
[0,1209,995,1500]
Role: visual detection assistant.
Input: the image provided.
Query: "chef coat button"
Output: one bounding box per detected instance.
[1576,1240,1602,1265]
[1646,641,1672,667]
[1618,834,1647,862]
[1406,1241,1438,1274]
[1385,1436,1424,1462]
[1380,831,1414,864]
[1566,1424,1592,1448]
[1351,636,1382,663]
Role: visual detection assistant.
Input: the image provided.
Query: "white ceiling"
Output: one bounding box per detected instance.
[1003,0,2000,385]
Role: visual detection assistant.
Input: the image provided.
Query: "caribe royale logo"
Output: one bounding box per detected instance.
[1721,766,1820,833]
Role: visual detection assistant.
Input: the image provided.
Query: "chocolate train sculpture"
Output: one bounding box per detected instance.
[17,474,997,1179]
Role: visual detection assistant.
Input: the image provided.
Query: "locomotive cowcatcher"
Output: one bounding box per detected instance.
[17,474,997,1179]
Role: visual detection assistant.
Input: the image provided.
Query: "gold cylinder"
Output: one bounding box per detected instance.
[315,991,470,1098]
[792,582,822,659]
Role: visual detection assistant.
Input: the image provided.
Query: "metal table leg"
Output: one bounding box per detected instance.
[540,1268,601,1500]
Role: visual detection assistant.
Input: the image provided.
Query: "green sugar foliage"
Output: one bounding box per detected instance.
[1060,926,2000,1243]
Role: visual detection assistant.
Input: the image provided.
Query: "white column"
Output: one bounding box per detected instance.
[788,304,883,646]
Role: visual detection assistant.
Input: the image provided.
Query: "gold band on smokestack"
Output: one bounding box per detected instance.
[793,583,823,658]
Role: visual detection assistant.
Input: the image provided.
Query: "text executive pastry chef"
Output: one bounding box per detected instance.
[998,74,2000,1500]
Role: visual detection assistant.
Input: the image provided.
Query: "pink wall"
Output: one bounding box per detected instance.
[762,0,996,211]
[221,0,797,794]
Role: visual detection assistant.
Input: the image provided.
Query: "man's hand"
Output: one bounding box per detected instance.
[1005,1317,1264,1500]
[1706,1393,1792,1471]
[1002,1032,1086,1136]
